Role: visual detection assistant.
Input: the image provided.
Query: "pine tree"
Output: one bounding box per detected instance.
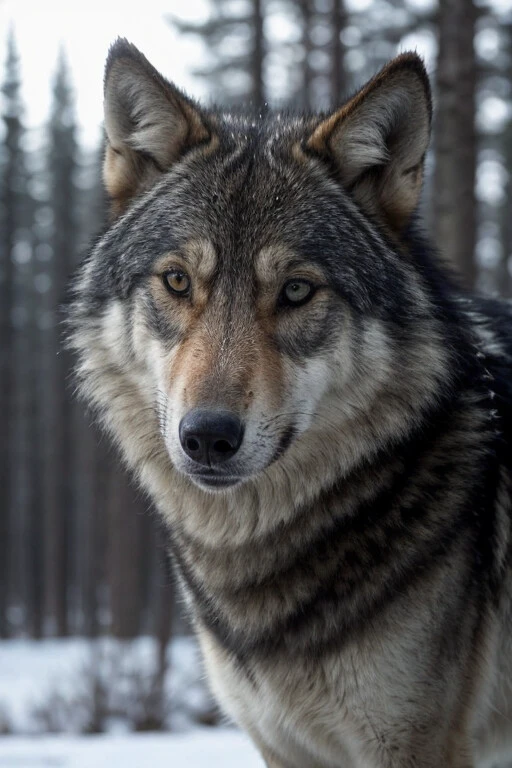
[0,28,27,637]
[330,0,347,105]
[41,49,78,636]
[71,141,106,637]
[498,117,512,297]
[434,0,479,286]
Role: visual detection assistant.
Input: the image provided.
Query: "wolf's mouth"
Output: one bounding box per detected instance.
[188,472,243,490]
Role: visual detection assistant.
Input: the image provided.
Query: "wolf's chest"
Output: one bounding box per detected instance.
[240,656,361,767]
[197,625,400,768]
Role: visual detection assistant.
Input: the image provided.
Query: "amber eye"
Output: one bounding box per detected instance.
[163,268,191,296]
[280,279,315,307]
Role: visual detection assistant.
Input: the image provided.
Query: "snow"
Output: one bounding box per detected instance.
[0,637,265,766]
[0,731,264,767]
[0,636,211,734]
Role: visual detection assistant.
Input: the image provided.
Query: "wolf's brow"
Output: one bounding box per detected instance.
[256,246,326,284]
[152,240,217,280]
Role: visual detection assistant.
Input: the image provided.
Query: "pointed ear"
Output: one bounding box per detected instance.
[306,53,432,233]
[103,39,211,215]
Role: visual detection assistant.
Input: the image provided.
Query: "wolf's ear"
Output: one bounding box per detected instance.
[306,53,431,233]
[103,39,210,215]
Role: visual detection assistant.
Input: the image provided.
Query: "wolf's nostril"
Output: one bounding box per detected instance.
[213,439,233,454]
[186,437,200,453]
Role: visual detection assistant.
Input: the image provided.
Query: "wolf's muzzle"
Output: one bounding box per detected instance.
[179,409,244,467]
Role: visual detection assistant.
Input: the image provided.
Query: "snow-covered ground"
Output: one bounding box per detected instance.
[0,637,265,766]
[0,731,264,767]
[0,636,210,734]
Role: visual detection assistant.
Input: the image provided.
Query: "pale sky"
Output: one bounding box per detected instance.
[0,0,210,147]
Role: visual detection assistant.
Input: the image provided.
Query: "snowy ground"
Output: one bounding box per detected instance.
[0,636,210,734]
[0,637,264,765]
[0,731,264,767]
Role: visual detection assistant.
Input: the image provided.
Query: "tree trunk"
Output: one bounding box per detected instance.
[72,410,101,636]
[107,467,145,638]
[251,0,265,108]
[42,54,78,637]
[0,32,24,637]
[499,117,512,298]
[28,336,44,639]
[299,0,314,110]
[433,0,478,287]
[152,535,173,728]
[497,25,512,298]
[9,231,35,636]
[330,0,347,105]
[0,193,14,638]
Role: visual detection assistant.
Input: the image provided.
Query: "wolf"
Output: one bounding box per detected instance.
[68,39,512,767]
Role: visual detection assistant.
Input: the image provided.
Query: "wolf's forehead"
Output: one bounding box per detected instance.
[170,158,296,246]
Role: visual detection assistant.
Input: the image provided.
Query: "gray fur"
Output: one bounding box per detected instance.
[68,40,512,767]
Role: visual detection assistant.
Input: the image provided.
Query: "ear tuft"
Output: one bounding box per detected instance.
[307,52,432,233]
[104,38,151,92]
[103,39,210,216]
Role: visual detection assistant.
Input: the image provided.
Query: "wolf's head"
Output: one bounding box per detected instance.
[70,41,451,508]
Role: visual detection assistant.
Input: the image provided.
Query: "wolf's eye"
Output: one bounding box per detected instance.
[280,280,314,307]
[163,269,191,296]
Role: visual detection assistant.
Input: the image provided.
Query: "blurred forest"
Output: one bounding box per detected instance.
[1,0,512,643]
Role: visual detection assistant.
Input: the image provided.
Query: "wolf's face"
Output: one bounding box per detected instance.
[71,41,446,497]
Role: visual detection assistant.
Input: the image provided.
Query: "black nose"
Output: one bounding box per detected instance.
[179,409,244,466]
